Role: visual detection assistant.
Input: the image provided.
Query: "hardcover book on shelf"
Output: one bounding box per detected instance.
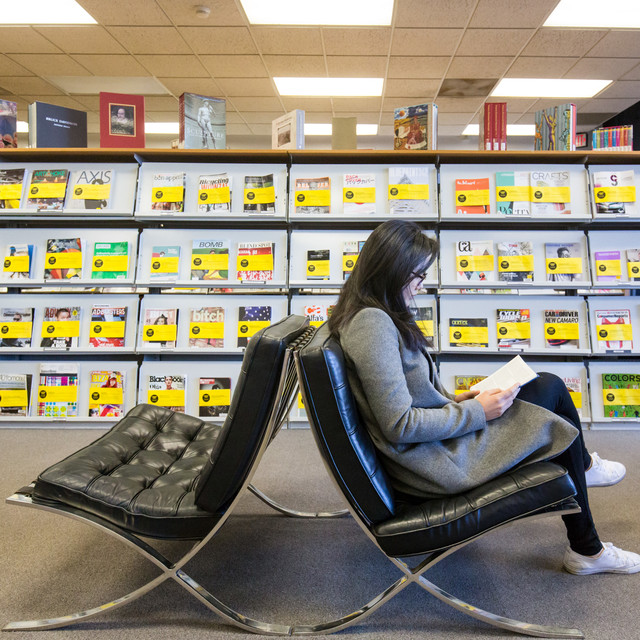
[562,376,583,418]
[627,248,640,281]
[28,101,87,148]
[68,169,113,211]
[142,308,178,349]
[236,242,275,282]
[530,169,571,216]
[303,303,333,328]
[237,306,272,348]
[179,92,226,150]
[479,102,506,150]
[40,306,81,350]
[544,310,580,349]
[43,237,82,280]
[592,125,633,152]
[150,245,180,282]
[3,243,35,279]
[89,306,127,348]
[191,239,229,281]
[271,109,304,150]
[27,169,69,212]
[455,239,494,282]
[37,363,78,418]
[497,241,534,283]
[454,375,487,393]
[534,103,576,151]
[294,176,331,214]
[198,173,231,213]
[0,373,30,416]
[198,377,231,418]
[342,240,365,280]
[243,174,276,213]
[0,99,17,147]
[150,172,185,213]
[91,241,128,280]
[495,171,530,216]
[496,308,531,349]
[88,370,124,418]
[306,249,330,281]
[594,309,633,353]
[343,173,376,215]
[189,307,225,349]
[449,318,489,348]
[99,92,145,148]
[0,168,25,208]
[545,242,582,282]
[393,103,437,150]
[147,374,186,413]
[455,178,490,215]
[602,373,640,419]
[0,307,33,348]
[412,306,435,340]
[592,170,636,217]
[388,167,430,215]
[594,250,622,283]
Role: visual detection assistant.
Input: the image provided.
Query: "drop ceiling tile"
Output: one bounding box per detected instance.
[145,112,178,122]
[7,54,90,76]
[73,0,172,25]
[248,124,273,136]
[437,112,477,125]
[387,57,449,79]
[469,0,558,28]
[326,56,387,77]
[33,26,127,54]
[227,123,252,135]
[576,98,637,113]
[395,0,476,27]
[71,95,101,110]
[143,96,180,110]
[240,111,287,124]
[391,29,462,56]
[587,31,640,58]
[506,56,579,77]
[251,28,323,55]
[525,98,590,113]
[228,96,283,111]
[333,97,383,112]
[434,96,486,112]
[333,111,381,123]
[382,96,434,111]
[223,112,245,124]
[564,58,638,80]
[597,81,640,99]
[70,55,149,76]
[217,78,276,97]
[385,78,440,97]
[48,76,169,95]
[136,55,209,78]
[262,55,325,77]
[106,27,191,54]
[457,29,534,57]
[447,57,512,78]
[201,55,268,77]
[622,63,640,80]
[0,55,34,77]
[501,98,540,114]
[521,30,607,58]
[322,29,391,56]
[0,27,63,54]
[177,27,258,54]
[156,0,245,26]
[280,97,333,111]
[159,78,223,97]
[18,95,89,110]
[0,76,64,95]
[302,112,334,123]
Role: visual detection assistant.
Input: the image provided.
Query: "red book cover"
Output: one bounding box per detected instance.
[99,92,145,148]
[498,102,507,150]
[492,102,499,150]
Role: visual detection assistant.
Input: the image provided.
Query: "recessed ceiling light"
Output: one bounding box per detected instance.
[3,0,96,24]
[239,0,393,25]
[462,124,536,136]
[491,78,611,98]
[274,77,384,97]
[145,123,179,134]
[544,0,640,28]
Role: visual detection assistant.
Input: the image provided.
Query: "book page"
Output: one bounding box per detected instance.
[469,355,538,392]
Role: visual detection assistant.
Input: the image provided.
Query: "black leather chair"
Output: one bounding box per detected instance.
[4,314,312,634]
[295,323,584,638]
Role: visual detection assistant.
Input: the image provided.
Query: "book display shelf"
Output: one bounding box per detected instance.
[1,148,639,429]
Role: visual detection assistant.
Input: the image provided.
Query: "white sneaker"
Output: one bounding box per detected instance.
[585,452,626,487]
[564,543,640,575]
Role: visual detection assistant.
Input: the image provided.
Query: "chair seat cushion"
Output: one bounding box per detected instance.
[373,461,576,557]
[33,404,221,540]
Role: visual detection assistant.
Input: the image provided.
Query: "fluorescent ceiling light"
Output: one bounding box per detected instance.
[492,78,611,98]
[462,124,536,136]
[304,123,379,136]
[17,121,29,133]
[3,0,96,24]
[145,123,179,134]
[274,77,383,97]
[357,124,378,135]
[239,0,393,25]
[544,0,640,28]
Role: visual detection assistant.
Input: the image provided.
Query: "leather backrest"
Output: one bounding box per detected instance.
[195,314,308,513]
[297,323,396,525]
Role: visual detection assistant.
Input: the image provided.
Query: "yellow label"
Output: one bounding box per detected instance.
[308,320,324,328]
[143,324,177,341]
[147,389,185,406]
[88,387,123,405]
[307,260,330,277]
[593,185,636,203]
[46,252,82,269]
[244,185,275,205]
[456,254,494,271]
[29,182,66,199]
[449,326,489,344]
[496,185,530,202]
[150,256,179,273]
[295,189,331,206]
[603,388,640,405]
[72,183,111,200]
[199,186,230,204]
[497,322,531,340]
[297,391,305,409]
[3,255,29,273]
[595,259,622,276]
[41,321,80,338]
[0,321,32,339]
[628,261,640,279]
[343,187,376,203]
[342,254,359,272]
[191,254,229,270]
[416,319,434,338]
[388,184,429,200]
[237,320,269,338]
[596,324,633,341]
[568,391,582,409]
[236,253,273,272]
[90,321,126,339]
[546,257,582,275]
[199,389,231,407]
[0,390,28,407]
[189,322,224,339]
[0,184,22,199]
[455,188,490,206]
[92,255,129,272]
[498,254,534,272]
[38,385,78,402]
[151,185,184,203]
[531,186,571,203]
[544,322,580,340]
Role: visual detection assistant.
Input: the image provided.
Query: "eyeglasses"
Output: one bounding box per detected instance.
[411,270,428,284]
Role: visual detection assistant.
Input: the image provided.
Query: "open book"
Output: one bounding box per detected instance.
[469,356,538,393]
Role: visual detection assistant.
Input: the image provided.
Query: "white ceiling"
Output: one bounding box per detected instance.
[1,0,639,149]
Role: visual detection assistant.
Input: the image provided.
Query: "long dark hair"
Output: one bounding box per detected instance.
[328,219,439,350]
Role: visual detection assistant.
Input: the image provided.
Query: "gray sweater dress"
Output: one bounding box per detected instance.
[339,307,579,498]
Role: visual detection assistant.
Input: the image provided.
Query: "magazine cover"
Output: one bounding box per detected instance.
[456,240,494,281]
[454,375,487,393]
[0,307,33,348]
[294,176,331,214]
[198,377,231,418]
[89,306,127,348]
[496,308,531,349]
[179,92,226,150]
[449,318,489,348]
[306,249,330,281]
[563,376,583,419]
[0,168,25,208]
[303,303,332,328]
[343,173,376,215]
[189,307,225,348]
[530,169,571,216]
[627,248,640,282]
[236,242,274,282]
[37,363,78,418]
[3,243,34,279]
[342,240,366,280]
[0,373,30,416]
[544,309,580,349]
[237,306,272,348]
[40,306,81,349]
[27,169,69,211]
[592,170,636,217]
[243,174,276,213]
[44,237,83,280]
[602,373,640,419]
[68,169,112,210]
[190,239,229,281]
[197,173,231,213]
[545,242,582,282]
[455,178,490,215]
[594,250,622,283]
[88,370,124,418]
[388,166,430,215]
[393,103,437,150]
[143,308,178,348]
[150,245,180,281]
[412,306,434,339]
[496,171,531,216]
[147,374,186,413]
[150,172,185,212]
[595,309,633,352]
[91,241,128,280]
[497,241,534,282]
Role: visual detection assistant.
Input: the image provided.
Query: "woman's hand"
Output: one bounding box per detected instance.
[475,384,520,421]
[454,390,480,402]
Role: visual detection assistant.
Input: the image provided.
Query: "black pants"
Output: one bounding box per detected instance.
[517,372,602,556]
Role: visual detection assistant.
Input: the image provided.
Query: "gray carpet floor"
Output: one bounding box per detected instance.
[1,427,639,640]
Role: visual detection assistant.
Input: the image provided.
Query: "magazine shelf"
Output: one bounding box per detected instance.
[587,230,640,288]
[588,361,640,426]
[587,296,640,356]
[587,164,640,221]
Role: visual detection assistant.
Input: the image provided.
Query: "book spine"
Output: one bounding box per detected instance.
[499,103,507,150]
